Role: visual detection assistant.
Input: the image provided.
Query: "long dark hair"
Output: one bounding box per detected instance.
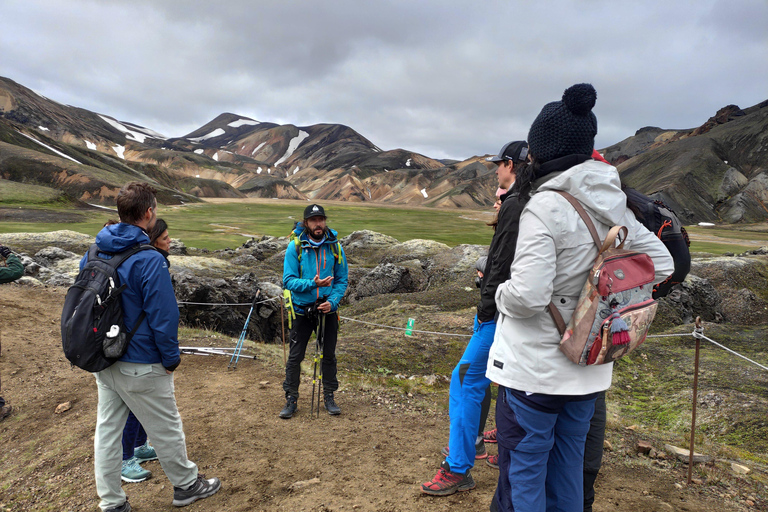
[510,158,542,199]
[148,218,168,248]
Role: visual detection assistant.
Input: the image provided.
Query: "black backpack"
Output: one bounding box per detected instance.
[61,243,156,372]
[624,187,691,298]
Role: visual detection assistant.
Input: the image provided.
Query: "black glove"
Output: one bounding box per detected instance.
[0,246,11,258]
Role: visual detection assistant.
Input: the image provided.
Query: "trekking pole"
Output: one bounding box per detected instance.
[280,299,287,367]
[228,289,261,370]
[312,312,326,418]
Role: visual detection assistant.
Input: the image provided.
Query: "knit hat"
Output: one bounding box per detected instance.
[527,83,598,163]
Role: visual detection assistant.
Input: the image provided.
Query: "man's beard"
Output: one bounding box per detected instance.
[308,228,325,241]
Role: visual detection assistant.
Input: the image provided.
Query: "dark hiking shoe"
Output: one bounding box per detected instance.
[441,439,487,459]
[483,428,498,444]
[421,461,475,496]
[486,454,499,469]
[0,405,12,421]
[172,474,221,507]
[279,397,298,419]
[324,394,341,415]
[105,500,131,512]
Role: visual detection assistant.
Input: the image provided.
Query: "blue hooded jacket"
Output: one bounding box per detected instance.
[283,227,349,311]
[80,223,180,369]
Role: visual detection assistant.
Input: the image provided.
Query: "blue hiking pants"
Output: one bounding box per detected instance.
[446,316,496,474]
[494,387,597,512]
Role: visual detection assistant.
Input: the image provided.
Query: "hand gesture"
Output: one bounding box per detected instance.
[317,301,332,313]
[313,274,333,287]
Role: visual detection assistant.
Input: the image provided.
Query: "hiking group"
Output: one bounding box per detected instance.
[0,80,691,511]
[420,83,688,512]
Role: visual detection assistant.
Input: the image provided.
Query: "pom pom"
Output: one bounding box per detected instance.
[610,312,630,345]
[562,83,596,116]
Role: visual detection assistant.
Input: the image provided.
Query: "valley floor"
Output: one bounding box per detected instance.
[0,286,760,511]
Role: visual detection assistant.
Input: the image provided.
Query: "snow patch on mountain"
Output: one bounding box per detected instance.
[18,132,82,164]
[38,126,49,132]
[406,158,411,167]
[420,188,428,198]
[251,142,266,156]
[213,152,219,161]
[274,130,309,166]
[194,149,204,154]
[112,145,125,159]
[84,140,97,150]
[187,128,225,142]
[228,118,260,128]
[98,115,165,143]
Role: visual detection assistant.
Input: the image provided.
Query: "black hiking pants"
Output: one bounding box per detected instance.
[583,391,607,512]
[282,312,339,399]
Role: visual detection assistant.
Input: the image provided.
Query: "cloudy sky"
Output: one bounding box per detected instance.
[2,0,767,160]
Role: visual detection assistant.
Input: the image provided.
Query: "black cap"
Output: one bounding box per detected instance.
[303,204,326,219]
[487,141,529,163]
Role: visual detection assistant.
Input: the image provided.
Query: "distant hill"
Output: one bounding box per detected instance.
[2,75,768,222]
[606,101,768,223]
[0,76,500,209]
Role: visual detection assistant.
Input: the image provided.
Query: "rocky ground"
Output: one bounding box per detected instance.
[0,230,767,511]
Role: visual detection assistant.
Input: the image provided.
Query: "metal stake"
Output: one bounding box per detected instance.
[688,316,703,485]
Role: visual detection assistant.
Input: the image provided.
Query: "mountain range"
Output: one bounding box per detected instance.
[1,75,767,222]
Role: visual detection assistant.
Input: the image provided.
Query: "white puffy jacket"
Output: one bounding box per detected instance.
[486,159,674,395]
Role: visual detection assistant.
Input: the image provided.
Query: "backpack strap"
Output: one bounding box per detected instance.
[547,191,627,336]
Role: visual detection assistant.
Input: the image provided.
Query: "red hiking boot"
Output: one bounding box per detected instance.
[421,462,476,496]
[486,454,499,469]
[483,428,498,443]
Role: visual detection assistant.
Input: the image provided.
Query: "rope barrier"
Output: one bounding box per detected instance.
[178,298,768,368]
[339,316,472,337]
[178,297,280,307]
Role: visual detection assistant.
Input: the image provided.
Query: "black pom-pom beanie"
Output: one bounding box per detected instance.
[527,83,598,163]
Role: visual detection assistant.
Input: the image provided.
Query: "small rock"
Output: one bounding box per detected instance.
[675,483,684,489]
[664,444,712,463]
[636,440,653,454]
[691,477,703,485]
[55,401,71,414]
[603,440,613,451]
[745,500,755,507]
[258,381,270,388]
[288,477,320,491]
[731,462,751,475]
[626,425,638,431]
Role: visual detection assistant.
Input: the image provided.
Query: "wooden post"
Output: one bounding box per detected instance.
[687,316,702,485]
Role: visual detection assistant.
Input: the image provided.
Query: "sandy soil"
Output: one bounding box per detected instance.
[0,286,756,511]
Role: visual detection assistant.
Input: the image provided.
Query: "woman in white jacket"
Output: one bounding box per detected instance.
[486,84,674,512]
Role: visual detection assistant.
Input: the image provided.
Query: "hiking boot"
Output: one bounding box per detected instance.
[105,500,131,512]
[0,405,12,422]
[441,438,487,459]
[421,461,475,496]
[324,394,341,415]
[279,397,298,419]
[134,441,157,462]
[483,428,498,444]
[172,474,221,507]
[121,457,151,483]
[486,454,499,469]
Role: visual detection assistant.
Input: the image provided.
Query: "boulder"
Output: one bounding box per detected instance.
[341,230,399,263]
[430,244,488,273]
[382,239,450,265]
[350,263,425,301]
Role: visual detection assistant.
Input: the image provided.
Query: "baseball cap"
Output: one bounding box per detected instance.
[487,141,529,163]
[303,204,326,219]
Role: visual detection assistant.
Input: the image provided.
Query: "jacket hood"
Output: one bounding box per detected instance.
[536,159,626,226]
[95,223,150,253]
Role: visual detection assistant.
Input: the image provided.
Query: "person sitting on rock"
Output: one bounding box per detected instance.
[0,244,24,421]
[279,204,349,419]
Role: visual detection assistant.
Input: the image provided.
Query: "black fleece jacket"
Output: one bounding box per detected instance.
[477,191,528,323]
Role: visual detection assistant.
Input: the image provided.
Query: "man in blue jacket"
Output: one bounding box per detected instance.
[83,182,220,511]
[280,204,349,418]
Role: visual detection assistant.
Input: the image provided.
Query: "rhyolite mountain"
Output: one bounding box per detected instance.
[2,75,768,222]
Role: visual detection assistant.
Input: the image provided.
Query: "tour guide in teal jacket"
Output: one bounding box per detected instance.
[280,203,349,419]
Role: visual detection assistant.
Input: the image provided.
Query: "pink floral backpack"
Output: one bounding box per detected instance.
[548,191,658,365]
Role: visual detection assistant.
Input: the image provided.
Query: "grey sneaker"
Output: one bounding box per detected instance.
[172,474,221,507]
[104,500,131,512]
[121,457,151,483]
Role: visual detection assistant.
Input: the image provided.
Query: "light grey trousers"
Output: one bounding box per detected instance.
[94,362,197,511]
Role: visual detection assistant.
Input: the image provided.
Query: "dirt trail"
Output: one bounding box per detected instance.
[0,286,752,511]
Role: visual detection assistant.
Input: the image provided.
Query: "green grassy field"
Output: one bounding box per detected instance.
[0,201,498,249]
[2,198,768,252]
